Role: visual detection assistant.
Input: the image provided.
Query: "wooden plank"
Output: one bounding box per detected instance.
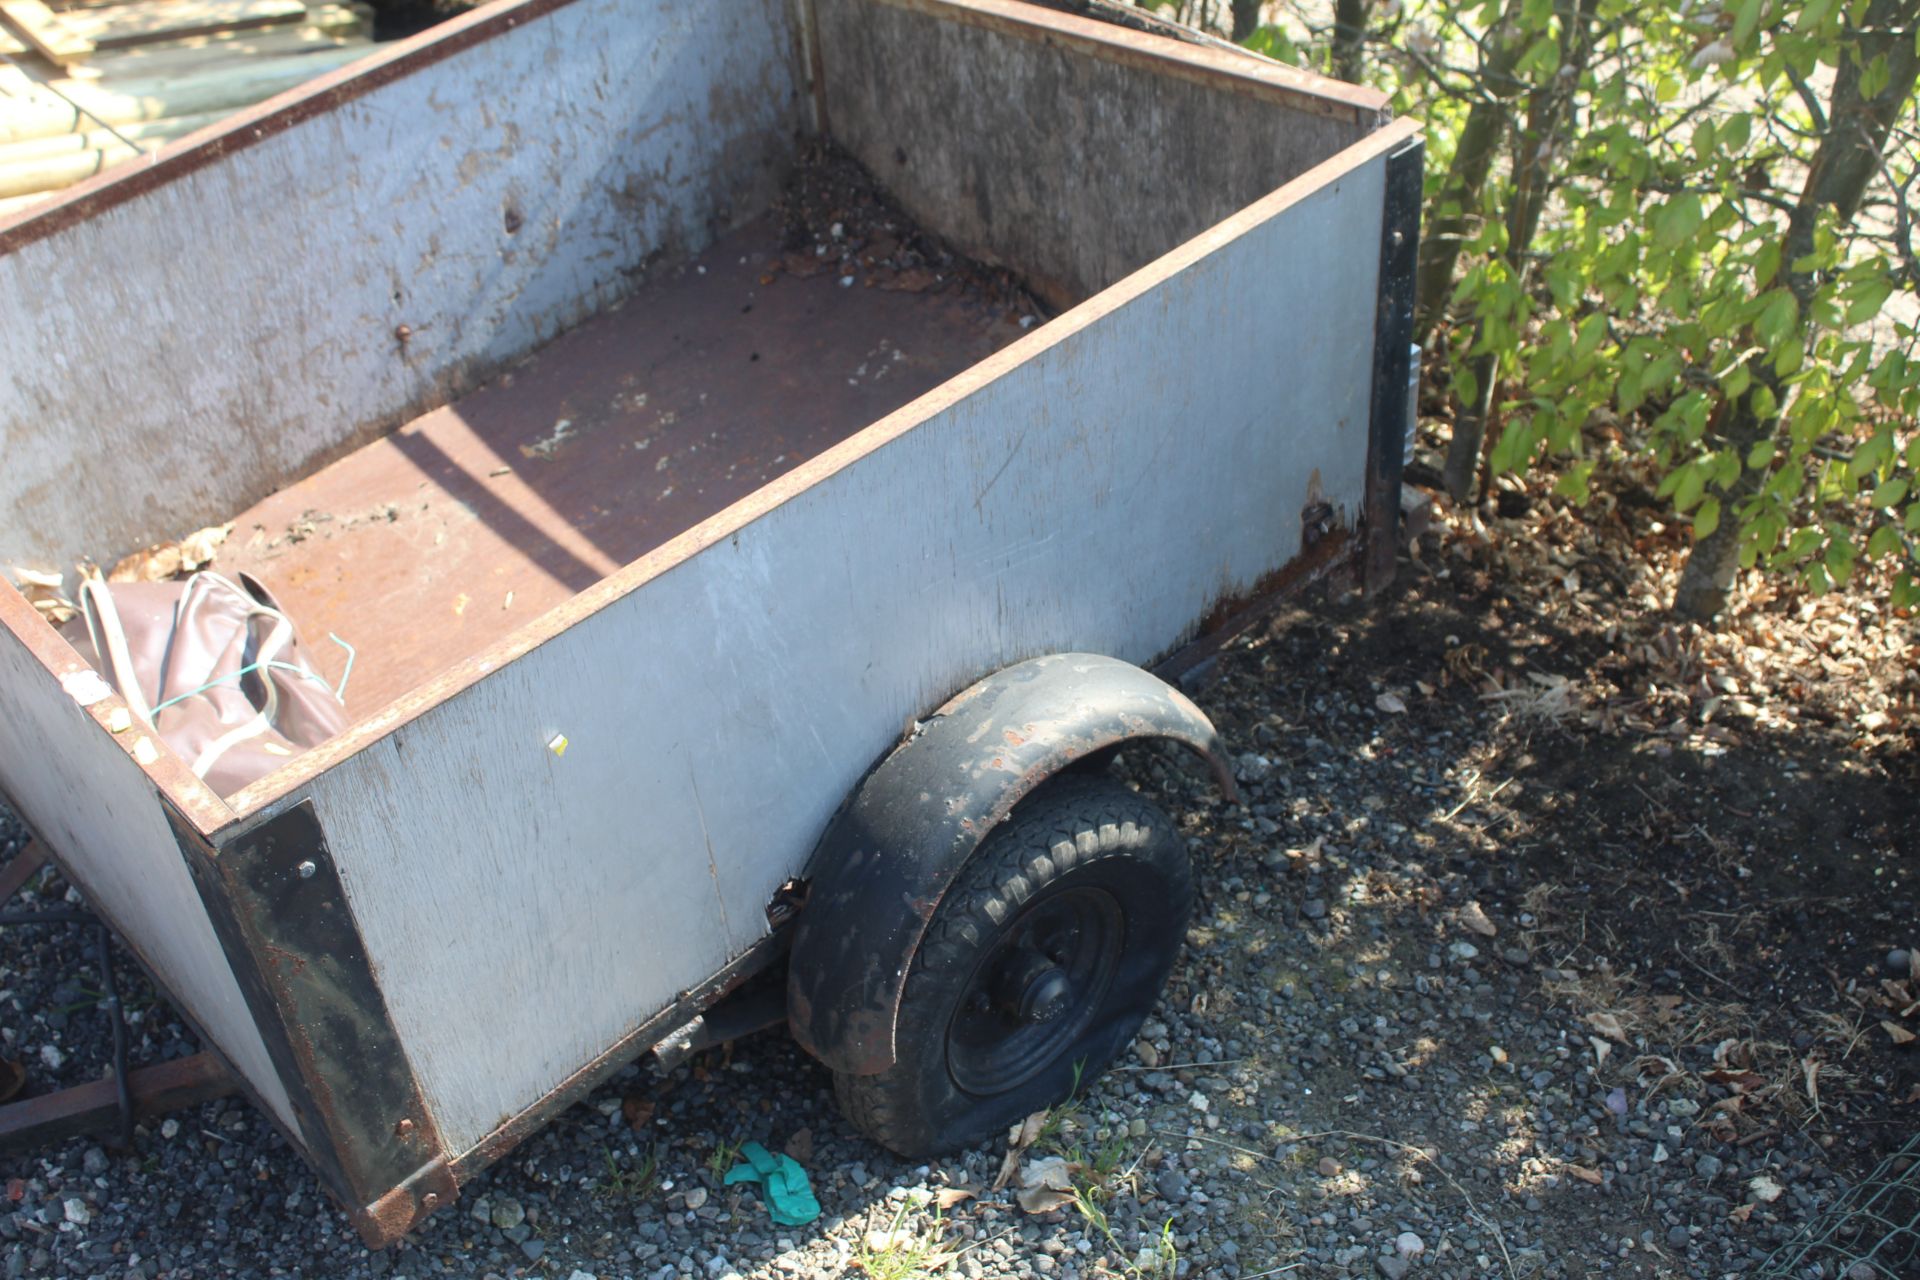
[0,0,314,56]
[0,44,373,146]
[0,0,805,580]
[7,7,372,63]
[68,0,312,49]
[253,122,1411,1156]
[0,1051,236,1155]
[0,110,226,165]
[0,583,300,1141]
[72,29,368,86]
[0,0,94,67]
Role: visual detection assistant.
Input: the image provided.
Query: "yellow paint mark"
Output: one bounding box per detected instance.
[105,706,131,734]
[547,734,569,759]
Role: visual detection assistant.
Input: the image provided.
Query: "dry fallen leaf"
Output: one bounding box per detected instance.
[1565,1165,1604,1185]
[1747,1175,1784,1204]
[785,1126,813,1163]
[1588,1011,1627,1043]
[1882,1021,1915,1046]
[1590,1036,1613,1070]
[1728,1203,1755,1224]
[934,1186,975,1210]
[1375,691,1409,714]
[621,1093,654,1130]
[178,523,233,571]
[993,1111,1050,1191]
[1013,1155,1077,1214]
[1458,900,1498,938]
[108,542,183,583]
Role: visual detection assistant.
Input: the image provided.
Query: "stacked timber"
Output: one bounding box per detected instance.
[0,0,376,217]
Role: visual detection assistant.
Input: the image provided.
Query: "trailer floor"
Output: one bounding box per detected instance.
[215,215,1028,722]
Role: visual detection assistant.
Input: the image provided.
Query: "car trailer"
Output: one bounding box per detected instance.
[0,0,1420,1246]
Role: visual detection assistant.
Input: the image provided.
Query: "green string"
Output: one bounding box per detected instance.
[149,633,354,714]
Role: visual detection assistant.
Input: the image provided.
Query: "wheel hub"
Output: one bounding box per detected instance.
[947,884,1126,1095]
[1015,967,1072,1023]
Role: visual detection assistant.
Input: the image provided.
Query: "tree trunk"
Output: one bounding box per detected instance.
[1230,0,1261,41]
[1672,0,1920,620]
[1332,0,1369,82]
[1440,0,1596,503]
[1411,0,1529,346]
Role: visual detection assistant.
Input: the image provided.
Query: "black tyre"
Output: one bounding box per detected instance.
[835,774,1193,1156]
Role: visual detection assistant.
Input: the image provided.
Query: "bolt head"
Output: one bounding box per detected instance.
[296,860,317,879]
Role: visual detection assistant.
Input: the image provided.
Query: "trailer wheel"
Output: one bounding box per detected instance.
[834,775,1192,1156]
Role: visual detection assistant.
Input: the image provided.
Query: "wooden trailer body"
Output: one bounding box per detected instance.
[0,0,1419,1243]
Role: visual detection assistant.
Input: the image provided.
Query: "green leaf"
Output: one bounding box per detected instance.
[1747,439,1777,469]
[1845,276,1894,326]
[1754,290,1799,347]
[1655,194,1705,248]
[1674,462,1707,512]
[1893,572,1919,611]
[1693,497,1722,541]
[1867,525,1903,560]
[1556,460,1597,504]
[1733,0,1765,49]
[1872,478,1909,507]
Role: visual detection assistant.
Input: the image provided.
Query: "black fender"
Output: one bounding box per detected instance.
[786,652,1238,1076]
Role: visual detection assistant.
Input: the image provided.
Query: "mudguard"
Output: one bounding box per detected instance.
[786,652,1237,1076]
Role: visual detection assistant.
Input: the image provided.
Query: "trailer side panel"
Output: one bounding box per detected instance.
[260,124,1407,1156]
[0,590,300,1140]
[816,0,1384,307]
[0,0,805,575]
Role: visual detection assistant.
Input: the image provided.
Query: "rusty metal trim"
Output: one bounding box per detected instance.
[1151,523,1354,682]
[0,839,47,905]
[1362,135,1424,596]
[172,800,447,1235]
[0,784,309,1170]
[0,1051,235,1156]
[353,1156,458,1249]
[0,0,587,254]
[787,653,1235,1077]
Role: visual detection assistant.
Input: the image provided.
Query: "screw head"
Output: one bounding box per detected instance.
[421,1192,439,1209]
[296,860,317,879]
[395,1118,415,1137]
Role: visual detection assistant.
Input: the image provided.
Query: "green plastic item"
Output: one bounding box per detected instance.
[723,1141,821,1227]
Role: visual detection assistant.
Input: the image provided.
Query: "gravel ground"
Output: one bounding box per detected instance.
[2,528,1913,1279]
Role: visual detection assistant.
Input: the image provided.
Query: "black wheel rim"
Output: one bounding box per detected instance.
[945,885,1125,1096]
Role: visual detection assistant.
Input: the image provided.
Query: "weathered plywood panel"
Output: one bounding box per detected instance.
[819,0,1383,306]
[0,590,299,1138]
[277,128,1402,1155]
[0,0,804,577]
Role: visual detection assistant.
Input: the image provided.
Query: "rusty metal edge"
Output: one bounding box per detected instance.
[1362,134,1423,598]
[447,926,790,1182]
[0,0,583,254]
[0,838,48,904]
[0,1051,235,1156]
[1150,524,1356,682]
[865,0,1389,123]
[217,113,1425,832]
[0,0,1385,256]
[0,783,310,1166]
[170,799,449,1237]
